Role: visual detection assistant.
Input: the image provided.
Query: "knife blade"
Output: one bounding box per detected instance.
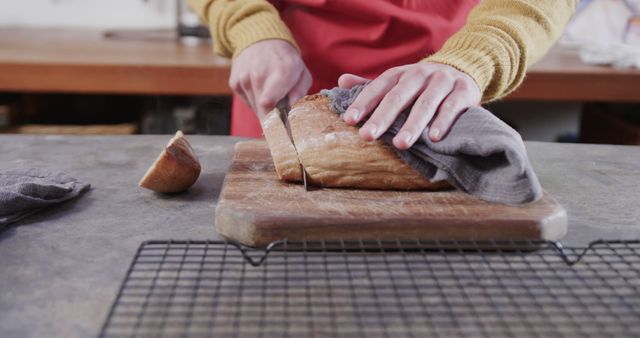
[276,96,310,191]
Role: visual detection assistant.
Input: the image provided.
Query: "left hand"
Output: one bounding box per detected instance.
[340,62,481,149]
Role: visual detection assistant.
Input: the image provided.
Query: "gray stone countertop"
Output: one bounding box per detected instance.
[0,135,639,338]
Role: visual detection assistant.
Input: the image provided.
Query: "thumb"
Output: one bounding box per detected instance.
[338,73,370,89]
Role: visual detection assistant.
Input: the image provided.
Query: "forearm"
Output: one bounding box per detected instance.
[424,0,578,102]
[187,0,297,58]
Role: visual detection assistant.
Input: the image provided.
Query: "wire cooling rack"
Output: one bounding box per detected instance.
[99,240,640,338]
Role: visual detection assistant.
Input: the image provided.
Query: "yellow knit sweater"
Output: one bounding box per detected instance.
[188,0,577,102]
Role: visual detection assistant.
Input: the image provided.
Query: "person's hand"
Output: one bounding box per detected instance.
[229,39,312,118]
[339,62,481,149]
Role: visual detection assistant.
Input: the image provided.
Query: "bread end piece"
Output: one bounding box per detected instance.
[139,130,202,193]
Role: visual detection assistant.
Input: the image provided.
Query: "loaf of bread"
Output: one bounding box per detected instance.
[261,94,449,190]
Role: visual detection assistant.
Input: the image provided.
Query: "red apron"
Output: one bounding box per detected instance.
[231,0,479,137]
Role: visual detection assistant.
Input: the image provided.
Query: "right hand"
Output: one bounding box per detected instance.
[229,39,312,119]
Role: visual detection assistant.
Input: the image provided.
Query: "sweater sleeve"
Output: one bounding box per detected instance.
[424,0,578,102]
[187,0,298,59]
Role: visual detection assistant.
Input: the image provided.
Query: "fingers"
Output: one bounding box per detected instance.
[338,73,369,89]
[359,71,431,142]
[342,62,482,147]
[428,79,480,142]
[256,76,291,115]
[229,40,310,118]
[342,68,404,126]
[288,67,313,106]
[393,72,455,149]
[229,69,254,113]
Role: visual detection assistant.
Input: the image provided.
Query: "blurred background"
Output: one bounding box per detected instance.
[0,0,639,143]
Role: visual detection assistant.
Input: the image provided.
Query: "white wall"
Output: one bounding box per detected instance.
[0,0,177,29]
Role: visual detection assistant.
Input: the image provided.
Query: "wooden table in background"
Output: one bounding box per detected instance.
[0,28,231,96]
[1,28,640,101]
[510,47,640,102]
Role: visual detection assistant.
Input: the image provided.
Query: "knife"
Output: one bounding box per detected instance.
[276,96,310,191]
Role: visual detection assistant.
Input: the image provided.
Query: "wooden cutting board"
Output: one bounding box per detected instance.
[215,140,567,247]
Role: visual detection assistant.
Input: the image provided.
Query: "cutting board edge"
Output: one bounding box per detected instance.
[215,201,569,247]
[537,203,568,241]
[214,198,267,247]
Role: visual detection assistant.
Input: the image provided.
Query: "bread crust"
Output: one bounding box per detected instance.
[260,110,303,181]
[261,94,449,190]
[139,131,201,193]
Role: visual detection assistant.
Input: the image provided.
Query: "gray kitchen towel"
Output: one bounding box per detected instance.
[0,168,90,228]
[321,84,543,205]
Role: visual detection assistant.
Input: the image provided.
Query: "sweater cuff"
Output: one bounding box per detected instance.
[423,33,515,103]
[227,10,299,59]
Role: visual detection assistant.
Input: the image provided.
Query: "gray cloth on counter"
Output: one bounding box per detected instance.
[0,168,90,228]
[321,85,543,205]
